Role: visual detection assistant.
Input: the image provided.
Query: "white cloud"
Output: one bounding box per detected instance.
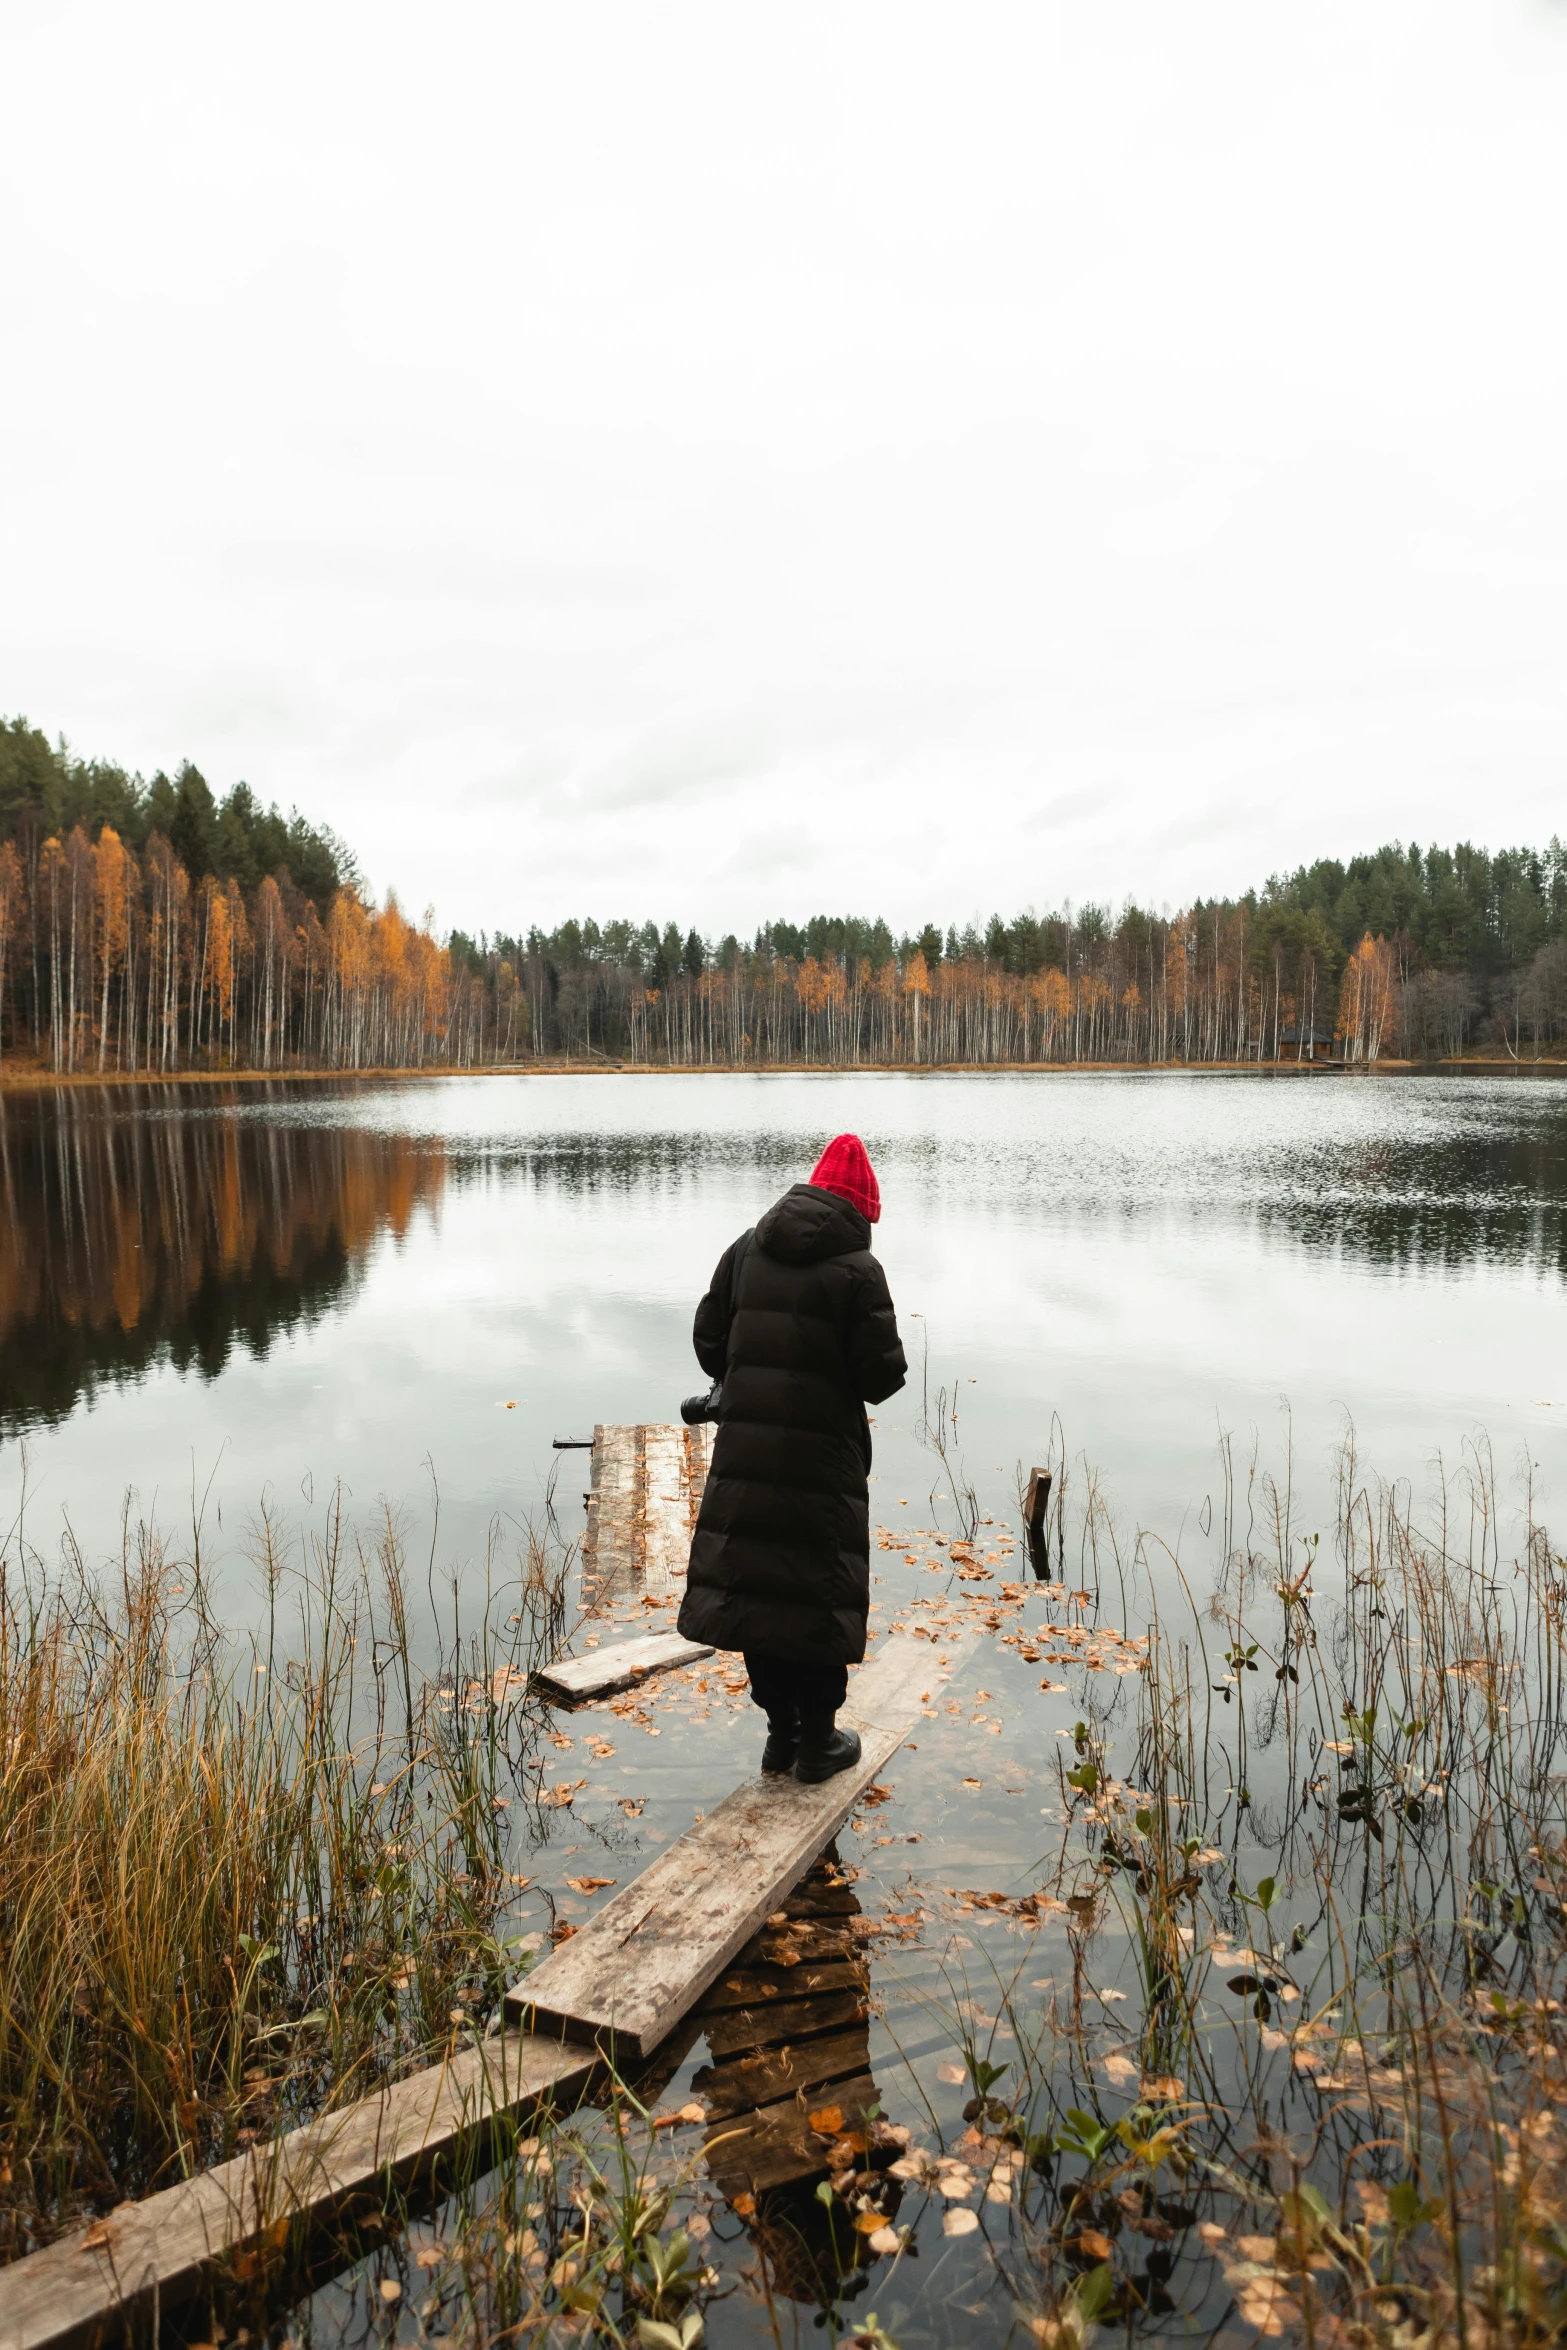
[3,0,1565,935]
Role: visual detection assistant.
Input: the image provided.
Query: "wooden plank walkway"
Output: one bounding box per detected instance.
[534,1629,714,1704]
[507,1628,967,2057]
[2,1407,967,2350]
[580,1421,711,1608]
[0,2033,596,2350]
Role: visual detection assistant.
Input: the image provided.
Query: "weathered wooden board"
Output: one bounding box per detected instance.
[701,1986,869,2062]
[640,1421,688,1594]
[534,1631,714,1704]
[751,1919,857,1967]
[704,2073,882,2200]
[580,1421,637,1609]
[1,2032,595,2350]
[693,2027,876,2122]
[579,1421,711,1609]
[692,1853,878,2198]
[507,1628,970,2058]
[699,1959,866,2014]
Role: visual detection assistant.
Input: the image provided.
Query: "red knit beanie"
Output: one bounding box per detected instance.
[808,1133,880,1224]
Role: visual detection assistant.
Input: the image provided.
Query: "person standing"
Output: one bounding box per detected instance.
[676,1133,907,1781]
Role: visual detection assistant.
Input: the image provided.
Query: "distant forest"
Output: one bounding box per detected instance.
[4,714,1566,1073]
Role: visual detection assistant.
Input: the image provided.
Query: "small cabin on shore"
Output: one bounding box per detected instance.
[1279,1025,1335,1063]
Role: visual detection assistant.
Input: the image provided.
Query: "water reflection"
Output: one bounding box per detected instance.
[424,1077,1567,1282]
[0,1089,445,1429]
[4,1073,1566,1486]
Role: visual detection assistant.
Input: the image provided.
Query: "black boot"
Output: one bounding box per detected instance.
[795,1713,862,1784]
[761,1706,801,1774]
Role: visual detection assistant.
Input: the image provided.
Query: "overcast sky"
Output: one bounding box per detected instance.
[4,2,1565,939]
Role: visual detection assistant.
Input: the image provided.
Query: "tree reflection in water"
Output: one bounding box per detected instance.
[0,1087,445,1428]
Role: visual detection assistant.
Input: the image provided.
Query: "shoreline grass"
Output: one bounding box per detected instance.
[3,1427,1565,2350]
[0,1493,566,2262]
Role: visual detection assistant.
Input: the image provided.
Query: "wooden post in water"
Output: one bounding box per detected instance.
[1024,1465,1053,1579]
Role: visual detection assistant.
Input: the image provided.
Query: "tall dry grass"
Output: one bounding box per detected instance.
[0,1492,566,2259]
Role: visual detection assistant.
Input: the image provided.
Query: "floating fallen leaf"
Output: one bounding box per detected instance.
[960,1778,982,1791]
[854,2210,889,2234]
[937,2061,968,2084]
[733,2192,756,2218]
[868,2225,901,2254]
[378,2279,402,2304]
[564,1875,616,1895]
[1074,2229,1113,2260]
[415,2246,444,2270]
[943,2207,981,2237]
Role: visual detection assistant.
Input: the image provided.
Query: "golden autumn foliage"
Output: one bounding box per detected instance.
[1,833,476,1075]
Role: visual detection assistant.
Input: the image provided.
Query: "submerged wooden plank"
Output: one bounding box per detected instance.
[534,1631,714,1704]
[693,2027,874,2123]
[699,1959,865,2014]
[693,1853,878,2195]
[703,2073,882,2200]
[2,2033,595,2350]
[506,1628,970,2058]
[701,1987,868,2062]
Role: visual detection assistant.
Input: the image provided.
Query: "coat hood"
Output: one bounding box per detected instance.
[754,1182,872,1265]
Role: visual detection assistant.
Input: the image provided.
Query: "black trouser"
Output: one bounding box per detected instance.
[743,1651,848,1720]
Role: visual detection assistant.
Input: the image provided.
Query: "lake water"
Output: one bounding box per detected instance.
[6,1070,1566,1587]
[4,1070,1566,2343]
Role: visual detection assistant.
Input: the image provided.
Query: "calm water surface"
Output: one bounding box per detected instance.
[4,1071,1566,2343]
[5,1070,1566,1579]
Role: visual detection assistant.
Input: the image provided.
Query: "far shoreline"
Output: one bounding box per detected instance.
[2,1054,1563,1095]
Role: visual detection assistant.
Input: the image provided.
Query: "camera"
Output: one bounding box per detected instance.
[680,1380,723,1426]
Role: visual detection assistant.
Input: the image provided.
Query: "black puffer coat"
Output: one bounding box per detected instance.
[676,1183,907,1665]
